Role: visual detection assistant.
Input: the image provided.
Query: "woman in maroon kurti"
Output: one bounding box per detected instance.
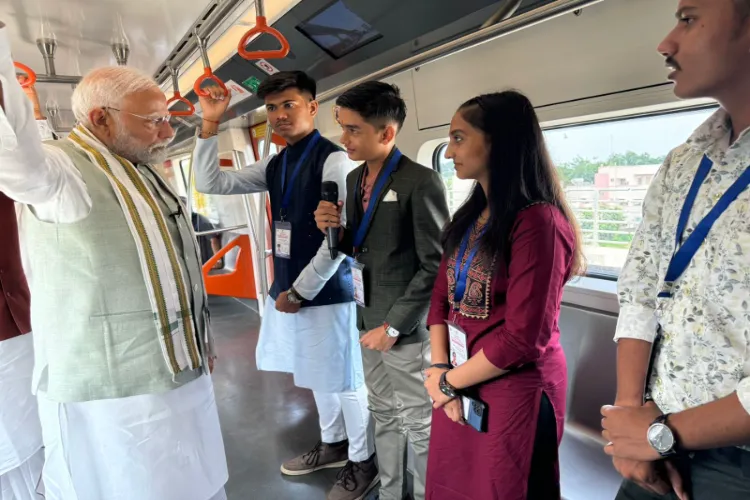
[423,91,584,500]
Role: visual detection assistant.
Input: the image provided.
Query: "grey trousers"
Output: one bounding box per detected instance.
[615,447,750,500]
[361,339,432,500]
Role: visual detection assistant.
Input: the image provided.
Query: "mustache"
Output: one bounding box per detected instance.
[665,57,681,71]
[149,140,172,151]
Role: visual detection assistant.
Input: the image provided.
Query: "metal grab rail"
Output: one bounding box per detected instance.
[196,223,249,237]
[193,27,228,97]
[167,67,196,117]
[237,0,290,61]
[13,62,36,88]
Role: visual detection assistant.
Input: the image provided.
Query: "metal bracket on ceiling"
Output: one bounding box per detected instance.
[153,0,248,87]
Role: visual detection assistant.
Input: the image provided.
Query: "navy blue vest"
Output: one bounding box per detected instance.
[266,131,354,307]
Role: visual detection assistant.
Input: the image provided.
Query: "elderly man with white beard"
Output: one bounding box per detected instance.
[0,22,228,500]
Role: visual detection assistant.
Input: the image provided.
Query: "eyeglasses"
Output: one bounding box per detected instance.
[106,107,172,128]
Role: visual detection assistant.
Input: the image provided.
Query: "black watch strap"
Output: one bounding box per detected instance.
[439,370,458,399]
[431,363,452,370]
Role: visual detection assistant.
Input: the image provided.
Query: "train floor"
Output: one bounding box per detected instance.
[209,295,622,500]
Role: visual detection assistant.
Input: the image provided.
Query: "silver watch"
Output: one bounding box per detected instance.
[384,323,400,338]
[647,414,677,457]
[286,288,303,304]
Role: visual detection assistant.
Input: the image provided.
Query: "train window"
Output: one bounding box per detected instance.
[433,106,718,279]
[433,144,475,215]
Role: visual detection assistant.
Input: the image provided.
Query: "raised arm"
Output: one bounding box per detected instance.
[384,169,449,336]
[293,152,357,300]
[0,22,90,221]
[192,134,273,195]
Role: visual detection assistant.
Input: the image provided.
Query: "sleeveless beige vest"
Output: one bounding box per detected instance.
[24,140,206,403]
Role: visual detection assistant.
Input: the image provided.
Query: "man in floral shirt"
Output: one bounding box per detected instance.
[601,1,750,499]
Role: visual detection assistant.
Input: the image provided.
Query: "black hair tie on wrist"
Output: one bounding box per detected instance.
[431,363,452,370]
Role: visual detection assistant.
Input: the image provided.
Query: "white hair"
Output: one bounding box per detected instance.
[71,66,161,125]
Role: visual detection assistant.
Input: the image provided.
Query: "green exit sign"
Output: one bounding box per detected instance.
[242,76,261,93]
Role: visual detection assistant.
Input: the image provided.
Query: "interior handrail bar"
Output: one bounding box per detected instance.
[317,0,604,104]
[153,0,246,86]
[196,224,249,236]
[237,0,291,61]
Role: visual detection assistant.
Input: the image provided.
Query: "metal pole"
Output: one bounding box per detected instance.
[232,150,268,298]
[196,223,248,236]
[480,0,523,29]
[258,121,273,293]
[36,37,57,75]
[257,122,273,296]
[34,74,81,85]
[317,0,603,103]
[256,0,266,18]
[154,0,246,85]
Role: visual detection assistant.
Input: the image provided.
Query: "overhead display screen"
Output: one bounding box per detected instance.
[296,1,383,59]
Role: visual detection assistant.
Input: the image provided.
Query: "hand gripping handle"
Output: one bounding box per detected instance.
[193,68,229,98]
[14,62,37,88]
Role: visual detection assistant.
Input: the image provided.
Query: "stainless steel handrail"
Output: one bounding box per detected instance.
[154,0,247,85]
[231,149,270,297]
[256,121,273,296]
[195,223,249,236]
[317,0,604,104]
[480,0,523,29]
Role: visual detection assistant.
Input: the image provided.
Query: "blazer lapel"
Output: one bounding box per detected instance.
[363,147,400,220]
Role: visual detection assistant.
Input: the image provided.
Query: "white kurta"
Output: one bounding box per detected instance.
[0,333,43,500]
[0,27,228,500]
[37,374,228,500]
[257,299,364,393]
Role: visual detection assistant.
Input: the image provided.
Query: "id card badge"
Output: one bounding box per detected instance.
[446,321,472,421]
[274,221,292,259]
[352,261,366,307]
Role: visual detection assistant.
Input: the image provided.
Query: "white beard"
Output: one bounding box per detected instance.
[110,127,171,165]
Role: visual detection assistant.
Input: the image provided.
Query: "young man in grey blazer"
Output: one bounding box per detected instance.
[315,81,450,500]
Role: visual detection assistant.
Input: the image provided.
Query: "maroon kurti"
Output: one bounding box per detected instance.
[0,192,31,341]
[425,204,574,500]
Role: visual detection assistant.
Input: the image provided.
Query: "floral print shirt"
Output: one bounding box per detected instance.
[615,109,750,428]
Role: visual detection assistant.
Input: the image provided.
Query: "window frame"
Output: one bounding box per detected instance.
[431,103,721,281]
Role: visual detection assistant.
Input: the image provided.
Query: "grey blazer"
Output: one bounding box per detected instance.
[340,149,450,345]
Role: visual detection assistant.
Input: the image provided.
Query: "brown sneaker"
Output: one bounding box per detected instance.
[326,455,380,500]
[280,440,349,476]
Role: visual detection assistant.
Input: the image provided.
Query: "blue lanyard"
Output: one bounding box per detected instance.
[280,131,320,213]
[659,155,750,298]
[352,148,403,250]
[453,224,486,308]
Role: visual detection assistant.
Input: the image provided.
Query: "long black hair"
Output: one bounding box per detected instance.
[441,90,585,276]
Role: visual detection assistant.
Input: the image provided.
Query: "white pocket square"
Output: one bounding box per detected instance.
[383,190,398,202]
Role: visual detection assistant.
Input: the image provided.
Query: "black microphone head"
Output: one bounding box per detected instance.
[321,181,338,202]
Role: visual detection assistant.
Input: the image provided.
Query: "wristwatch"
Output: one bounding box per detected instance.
[383,322,400,338]
[439,371,458,399]
[286,287,304,304]
[647,413,677,457]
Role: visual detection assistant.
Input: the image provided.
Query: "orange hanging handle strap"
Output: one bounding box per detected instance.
[167,67,195,116]
[14,62,37,88]
[237,15,290,61]
[192,29,228,98]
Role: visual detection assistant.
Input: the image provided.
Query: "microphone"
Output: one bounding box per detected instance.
[321,181,339,259]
